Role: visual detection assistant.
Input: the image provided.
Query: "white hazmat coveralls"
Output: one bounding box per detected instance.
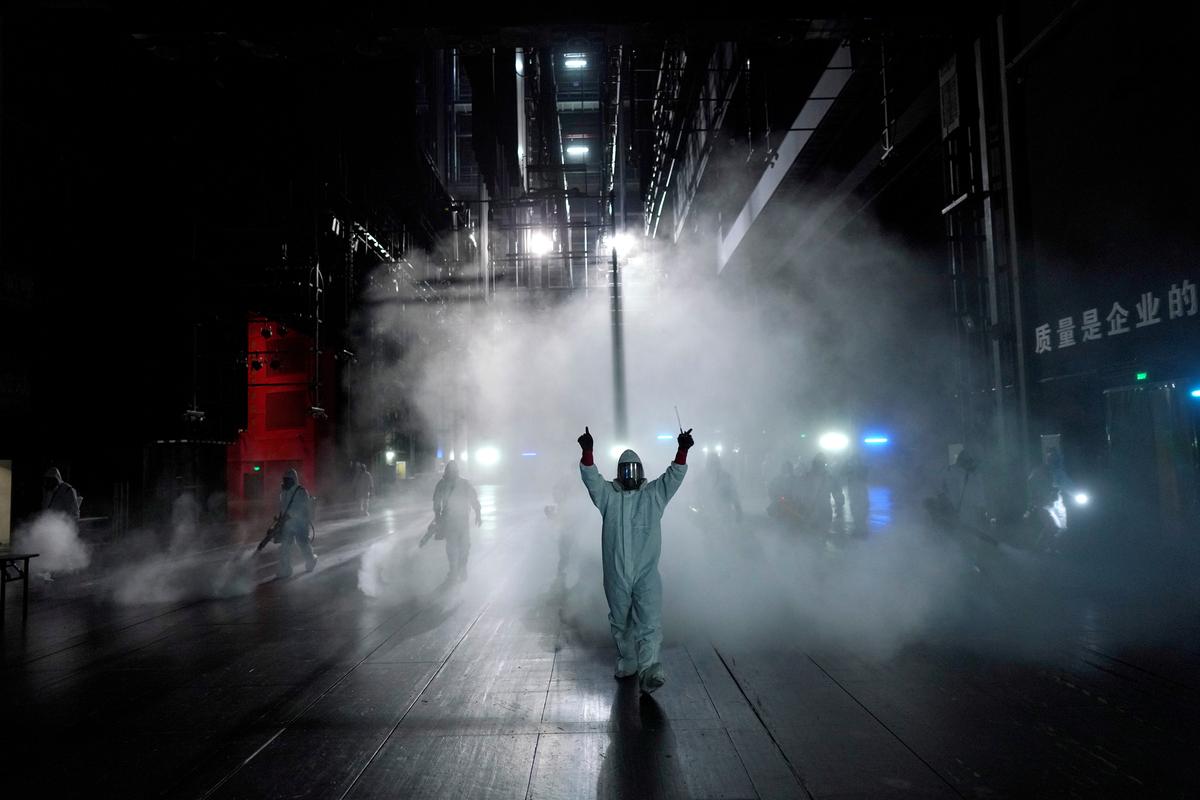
[278,469,316,577]
[580,449,686,680]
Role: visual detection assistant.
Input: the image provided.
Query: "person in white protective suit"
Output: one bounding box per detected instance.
[432,460,482,583]
[42,467,81,520]
[578,425,693,695]
[277,468,317,578]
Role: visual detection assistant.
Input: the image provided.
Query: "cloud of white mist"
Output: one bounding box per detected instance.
[350,200,1194,663]
[357,530,446,602]
[14,511,91,575]
[107,495,259,605]
[110,547,257,605]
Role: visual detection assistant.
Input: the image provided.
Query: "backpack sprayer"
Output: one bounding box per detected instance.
[255,488,316,552]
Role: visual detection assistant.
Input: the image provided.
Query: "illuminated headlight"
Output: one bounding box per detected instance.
[475,447,500,467]
[1073,492,1089,505]
[818,431,849,452]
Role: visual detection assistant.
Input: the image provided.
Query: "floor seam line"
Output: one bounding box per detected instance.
[685,644,764,798]
[526,610,563,800]
[336,601,492,800]
[714,646,816,800]
[806,653,967,799]
[192,587,434,799]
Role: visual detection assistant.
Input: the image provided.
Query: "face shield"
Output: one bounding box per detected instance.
[617,460,645,491]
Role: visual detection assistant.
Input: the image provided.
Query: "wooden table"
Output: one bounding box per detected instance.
[1,551,39,626]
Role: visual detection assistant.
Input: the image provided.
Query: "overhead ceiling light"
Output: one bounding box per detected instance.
[528,231,553,255]
[566,144,589,157]
[563,55,587,69]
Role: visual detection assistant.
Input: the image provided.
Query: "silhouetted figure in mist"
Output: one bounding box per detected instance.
[1026,448,1072,545]
[926,449,988,534]
[545,470,585,584]
[842,454,870,536]
[704,452,743,525]
[42,467,80,520]
[354,462,374,517]
[799,454,840,533]
[432,460,481,583]
[767,460,802,530]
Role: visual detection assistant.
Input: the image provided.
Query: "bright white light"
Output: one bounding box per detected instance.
[702,446,709,454]
[521,452,537,457]
[715,444,724,454]
[566,145,590,157]
[863,436,890,445]
[476,447,500,467]
[460,451,469,464]
[385,451,396,465]
[604,231,641,257]
[818,431,850,452]
[657,434,674,441]
[528,231,553,256]
[1192,388,1200,398]
[1074,492,1090,505]
[563,56,588,69]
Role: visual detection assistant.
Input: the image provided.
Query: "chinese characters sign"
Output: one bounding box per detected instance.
[1034,279,1198,355]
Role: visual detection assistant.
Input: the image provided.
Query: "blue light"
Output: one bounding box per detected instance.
[1191,388,1200,399]
[436,448,444,459]
[521,452,538,457]
[657,434,675,441]
[863,436,890,445]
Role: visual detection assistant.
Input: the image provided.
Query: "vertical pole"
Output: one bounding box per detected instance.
[610,248,628,441]
[998,14,1031,473]
[974,37,1006,466]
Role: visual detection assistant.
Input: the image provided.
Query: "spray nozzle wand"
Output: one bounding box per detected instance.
[675,406,684,434]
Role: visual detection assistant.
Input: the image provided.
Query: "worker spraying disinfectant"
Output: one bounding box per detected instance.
[256,468,317,578]
[577,424,693,695]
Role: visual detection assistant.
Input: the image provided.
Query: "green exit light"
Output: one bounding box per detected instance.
[1136,372,1148,381]
[252,465,262,472]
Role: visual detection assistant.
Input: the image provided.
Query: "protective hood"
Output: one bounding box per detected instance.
[283,468,300,487]
[43,467,63,482]
[615,449,645,491]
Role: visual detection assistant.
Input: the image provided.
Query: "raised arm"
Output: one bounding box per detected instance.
[646,428,693,505]
[577,426,610,507]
